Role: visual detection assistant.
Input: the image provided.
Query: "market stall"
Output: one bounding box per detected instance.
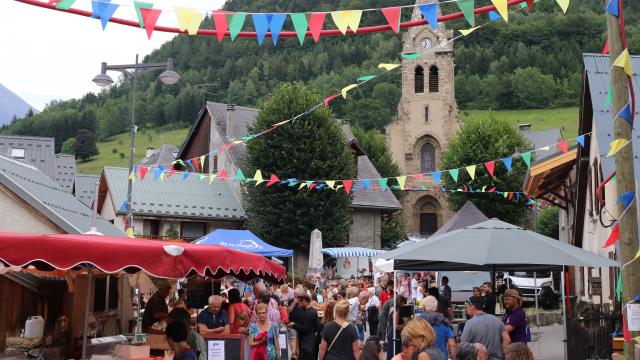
[321,247,386,279]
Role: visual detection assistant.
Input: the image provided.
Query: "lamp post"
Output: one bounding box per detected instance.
[93,55,179,236]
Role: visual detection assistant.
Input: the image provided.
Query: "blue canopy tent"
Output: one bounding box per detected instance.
[194,229,293,257]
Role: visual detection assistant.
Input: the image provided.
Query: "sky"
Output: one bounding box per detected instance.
[0,0,225,110]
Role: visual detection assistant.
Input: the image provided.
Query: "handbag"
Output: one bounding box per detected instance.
[327,323,349,352]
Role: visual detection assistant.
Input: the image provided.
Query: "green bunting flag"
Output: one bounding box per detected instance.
[54,0,76,10]
[456,0,475,26]
[134,1,154,28]
[378,178,388,191]
[616,272,622,300]
[521,152,532,168]
[449,169,459,183]
[227,13,247,41]
[605,83,613,106]
[357,75,376,81]
[291,13,309,45]
[402,53,422,60]
[235,168,246,181]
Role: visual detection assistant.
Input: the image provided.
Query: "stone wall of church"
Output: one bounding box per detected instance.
[348,208,381,249]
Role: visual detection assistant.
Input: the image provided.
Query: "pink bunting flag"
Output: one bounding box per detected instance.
[380,7,401,33]
[212,11,229,42]
[309,183,317,191]
[603,223,620,247]
[558,140,569,154]
[324,94,339,107]
[218,169,228,182]
[343,180,353,193]
[308,13,326,42]
[167,169,176,178]
[488,187,496,193]
[266,174,280,187]
[484,161,496,177]
[139,166,148,180]
[140,8,161,39]
[415,173,423,179]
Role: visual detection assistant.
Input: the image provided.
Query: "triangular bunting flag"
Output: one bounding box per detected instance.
[521,152,532,168]
[605,83,613,106]
[484,161,495,177]
[324,94,339,107]
[380,7,401,33]
[331,10,362,35]
[378,178,389,191]
[603,223,620,247]
[52,0,75,10]
[526,0,535,11]
[558,140,569,154]
[490,0,508,21]
[290,13,309,45]
[456,0,475,26]
[465,165,476,180]
[357,75,376,82]
[431,171,441,184]
[607,139,630,156]
[613,49,633,76]
[616,191,635,209]
[218,169,228,182]
[134,1,153,28]
[488,11,501,21]
[308,13,326,42]
[140,8,162,39]
[167,169,176,178]
[154,165,165,180]
[606,0,619,17]
[235,168,246,181]
[556,0,570,14]
[361,179,371,190]
[126,228,135,238]
[396,176,406,190]
[212,11,230,42]
[325,180,336,189]
[192,158,200,172]
[298,182,308,190]
[139,166,148,180]
[252,13,271,45]
[175,7,203,35]
[616,271,623,301]
[128,171,136,181]
[253,170,264,186]
[449,169,459,183]
[198,174,208,182]
[576,135,585,147]
[459,27,480,36]
[182,172,190,181]
[343,180,353,193]
[378,63,400,71]
[91,0,119,30]
[401,53,421,60]
[618,102,633,123]
[308,182,317,191]
[269,14,287,45]
[199,155,206,169]
[209,174,217,184]
[602,40,609,55]
[228,13,247,41]
[502,157,513,172]
[266,174,280,187]
[418,3,439,30]
[341,84,358,99]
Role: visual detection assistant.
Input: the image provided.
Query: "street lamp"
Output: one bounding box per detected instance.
[92,55,180,239]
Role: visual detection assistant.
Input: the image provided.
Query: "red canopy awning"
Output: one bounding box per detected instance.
[0,233,286,283]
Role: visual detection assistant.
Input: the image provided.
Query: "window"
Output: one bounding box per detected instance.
[424,106,429,122]
[143,219,160,238]
[94,275,118,312]
[212,155,218,173]
[181,222,206,240]
[10,148,25,159]
[414,66,424,93]
[429,66,439,93]
[420,143,436,173]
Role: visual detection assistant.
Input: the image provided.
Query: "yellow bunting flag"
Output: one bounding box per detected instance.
[606,139,630,156]
[459,27,480,36]
[199,155,206,169]
[175,7,203,35]
[613,48,633,76]
[160,172,165,182]
[253,170,264,186]
[325,180,336,189]
[232,140,243,145]
[635,336,640,344]
[128,171,136,181]
[556,0,570,14]
[209,174,217,184]
[634,247,640,262]
[465,165,477,180]
[126,228,135,238]
[491,0,508,22]
[341,84,358,99]
[378,63,400,71]
[396,176,406,190]
[331,10,363,35]
[298,182,308,190]
[540,146,550,151]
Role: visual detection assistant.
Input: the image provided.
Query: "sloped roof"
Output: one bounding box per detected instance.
[583,53,640,178]
[0,134,55,180]
[520,128,563,150]
[54,154,76,193]
[0,154,124,236]
[100,167,245,221]
[74,173,100,208]
[184,102,400,210]
[138,144,179,166]
[430,201,489,237]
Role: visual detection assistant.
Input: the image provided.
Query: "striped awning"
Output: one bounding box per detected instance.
[321,247,386,258]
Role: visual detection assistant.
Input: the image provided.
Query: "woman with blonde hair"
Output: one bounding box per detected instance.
[400,318,445,360]
[319,300,360,360]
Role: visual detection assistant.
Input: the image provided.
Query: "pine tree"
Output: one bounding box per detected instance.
[75,129,99,162]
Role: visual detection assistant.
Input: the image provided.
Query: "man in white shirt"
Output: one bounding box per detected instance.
[411,273,421,302]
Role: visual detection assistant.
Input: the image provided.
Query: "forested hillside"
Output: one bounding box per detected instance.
[2,0,637,152]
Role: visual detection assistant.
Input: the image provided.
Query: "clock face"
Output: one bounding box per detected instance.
[420,38,432,49]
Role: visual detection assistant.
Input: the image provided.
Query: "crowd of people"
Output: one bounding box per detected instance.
[140,272,533,360]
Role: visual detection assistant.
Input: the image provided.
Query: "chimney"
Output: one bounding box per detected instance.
[517,123,532,132]
[226,104,236,137]
[146,146,155,158]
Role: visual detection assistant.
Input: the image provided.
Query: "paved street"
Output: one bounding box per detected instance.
[528,324,565,360]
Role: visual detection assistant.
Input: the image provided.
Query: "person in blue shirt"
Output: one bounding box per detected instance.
[419,296,456,359]
[197,295,229,335]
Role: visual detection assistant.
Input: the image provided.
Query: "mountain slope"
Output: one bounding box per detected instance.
[0,83,37,126]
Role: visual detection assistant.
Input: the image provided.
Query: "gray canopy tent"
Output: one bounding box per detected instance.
[379,218,619,357]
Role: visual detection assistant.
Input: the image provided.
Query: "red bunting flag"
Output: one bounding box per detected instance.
[623,315,633,342]
[309,183,317,191]
[526,0,535,10]
[415,173,423,179]
[602,40,609,55]
[140,8,162,39]
[484,161,496,177]
[167,169,176,178]
[488,187,496,193]
[558,140,569,154]
[603,223,620,247]
[212,11,229,42]
[218,169,228,182]
[508,192,514,200]
[324,94,339,107]
[266,174,280,187]
[192,158,200,172]
[308,13,326,42]
[343,180,353,193]
[139,166,149,180]
[380,7,401,33]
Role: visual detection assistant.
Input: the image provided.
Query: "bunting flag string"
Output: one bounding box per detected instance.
[24,0,559,44]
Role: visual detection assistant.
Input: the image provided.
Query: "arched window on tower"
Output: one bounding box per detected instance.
[420,143,436,173]
[429,65,439,93]
[415,66,424,93]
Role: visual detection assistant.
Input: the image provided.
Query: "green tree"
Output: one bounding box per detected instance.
[60,137,77,155]
[75,129,99,162]
[245,83,356,250]
[510,67,558,109]
[441,115,529,225]
[536,206,559,239]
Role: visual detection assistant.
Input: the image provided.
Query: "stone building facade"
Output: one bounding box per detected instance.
[386,1,461,235]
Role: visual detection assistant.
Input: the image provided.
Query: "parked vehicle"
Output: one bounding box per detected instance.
[503,271,559,309]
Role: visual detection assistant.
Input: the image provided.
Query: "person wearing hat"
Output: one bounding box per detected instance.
[501,289,528,344]
[143,280,171,333]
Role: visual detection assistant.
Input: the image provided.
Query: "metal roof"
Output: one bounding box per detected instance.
[0,154,124,236]
[138,144,179,166]
[582,53,640,178]
[54,154,76,193]
[0,134,56,181]
[101,167,245,221]
[520,128,563,151]
[74,173,100,208]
